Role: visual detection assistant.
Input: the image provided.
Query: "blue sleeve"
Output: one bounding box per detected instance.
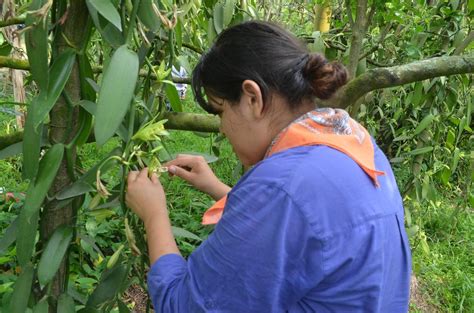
[147,182,325,312]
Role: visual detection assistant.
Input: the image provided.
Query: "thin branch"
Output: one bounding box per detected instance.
[0,56,29,70]
[323,55,474,108]
[0,16,26,28]
[347,0,369,78]
[0,112,221,151]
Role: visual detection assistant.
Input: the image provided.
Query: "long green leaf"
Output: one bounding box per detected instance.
[138,0,161,31]
[0,142,23,159]
[164,83,182,112]
[34,49,76,129]
[213,2,224,34]
[58,293,76,313]
[17,210,39,266]
[172,226,202,241]
[38,226,73,286]
[223,0,236,26]
[8,264,34,313]
[409,146,434,156]
[23,144,65,219]
[413,113,435,136]
[25,0,49,92]
[0,217,18,255]
[86,0,122,31]
[94,46,138,145]
[22,99,43,179]
[86,264,128,307]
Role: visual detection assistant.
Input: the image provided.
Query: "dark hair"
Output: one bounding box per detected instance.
[192,21,347,113]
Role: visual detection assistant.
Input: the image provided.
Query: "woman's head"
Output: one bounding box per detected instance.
[192,21,347,113]
[191,21,347,166]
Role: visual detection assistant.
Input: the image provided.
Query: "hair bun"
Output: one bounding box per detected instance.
[303,54,348,100]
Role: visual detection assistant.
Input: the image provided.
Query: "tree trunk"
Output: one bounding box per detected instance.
[38,1,90,310]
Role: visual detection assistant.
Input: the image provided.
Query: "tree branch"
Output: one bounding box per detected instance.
[323,55,474,108]
[347,0,369,78]
[0,112,221,152]
[0,56,29,70]
[0,56,192,84]
[0,16,26,28]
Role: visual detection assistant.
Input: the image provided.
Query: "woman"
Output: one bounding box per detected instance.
[126,21,411,312]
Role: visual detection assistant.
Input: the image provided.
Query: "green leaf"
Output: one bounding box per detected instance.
[213,2,224,34]
[138,0,161,31]
[223,0,236,26]
[94,46,138,145]
[8,264,34,313]
[412,82,424,106]
[164,83,182,112]
[86,264,128,307]
[25,0,49,92]
[0,142,23,159]
[34,49,76,129]
[0,217,18,255]
[413,114,435,136]
[208,18,217,43]
[22,99,43,179]
[451,147,461,175]
[86,1,124,47]
[58,293,76,313]
[86,0,122,31]
[172,226,202,241]
[175,19,183,49]
[308,31,325,54]
[32,298,49,313]
[23,144,65,219]
[38,225,73,286]
[17,210,39,266]
[408,146,434,156]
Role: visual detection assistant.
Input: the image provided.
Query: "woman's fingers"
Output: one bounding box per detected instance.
[138,167,149,179]
[151,173,159,184]
[165,154,204,168]
[128,171,139,184]
[168,165,194,182]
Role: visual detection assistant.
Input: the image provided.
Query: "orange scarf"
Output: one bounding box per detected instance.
[202,108,384,225]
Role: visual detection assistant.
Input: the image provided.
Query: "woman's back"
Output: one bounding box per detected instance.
[148,144,411,312]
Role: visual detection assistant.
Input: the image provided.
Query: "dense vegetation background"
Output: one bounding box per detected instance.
[0,0,472,312]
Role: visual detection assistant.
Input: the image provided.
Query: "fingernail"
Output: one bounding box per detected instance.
[169,165,176,174]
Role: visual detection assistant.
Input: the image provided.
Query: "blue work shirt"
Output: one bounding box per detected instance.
[148,144,412,312]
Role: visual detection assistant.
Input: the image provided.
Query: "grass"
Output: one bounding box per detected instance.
[0,95,472,312]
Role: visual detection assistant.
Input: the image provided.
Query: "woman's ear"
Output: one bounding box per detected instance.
[241,80,265,119]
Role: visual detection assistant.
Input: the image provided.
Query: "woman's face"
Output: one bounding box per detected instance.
[206,85,271,167]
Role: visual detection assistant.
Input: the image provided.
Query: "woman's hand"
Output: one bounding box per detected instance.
[126,168,180,264]
[126,168,166,226]
[165,154,231,200]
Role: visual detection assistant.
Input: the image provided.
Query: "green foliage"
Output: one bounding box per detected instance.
[0,0,472,312]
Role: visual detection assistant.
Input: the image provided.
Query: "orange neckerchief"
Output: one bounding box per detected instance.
[202,108,385,225]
